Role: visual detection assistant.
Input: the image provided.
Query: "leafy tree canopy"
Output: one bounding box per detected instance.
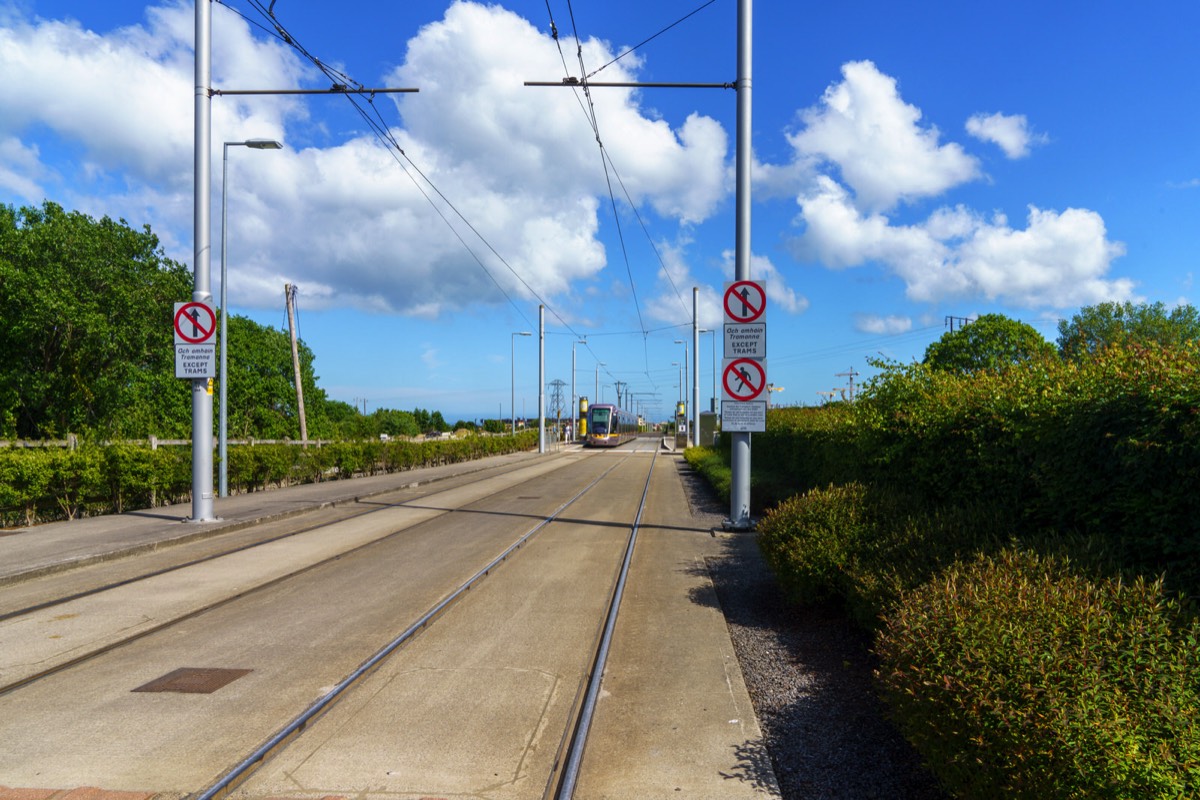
[923,314,1056,375]
[0,202,192,438]
[1057,301,1200,361]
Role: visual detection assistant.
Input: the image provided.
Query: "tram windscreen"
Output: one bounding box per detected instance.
[590,407,610,435]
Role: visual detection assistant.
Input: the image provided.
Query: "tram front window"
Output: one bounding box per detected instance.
[591,408,610,435]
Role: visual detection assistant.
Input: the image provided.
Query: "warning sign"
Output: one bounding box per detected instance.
[722,358,767,402]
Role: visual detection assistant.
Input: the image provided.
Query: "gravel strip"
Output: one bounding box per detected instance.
[676,459,949,800]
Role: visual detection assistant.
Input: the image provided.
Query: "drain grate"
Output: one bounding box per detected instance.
[133,667,252,694]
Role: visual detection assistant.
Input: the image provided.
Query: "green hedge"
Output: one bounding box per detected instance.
[875,548,1200,799]
[756,482,1010,628]
[0,431,539,527]
[740,341,1200,797]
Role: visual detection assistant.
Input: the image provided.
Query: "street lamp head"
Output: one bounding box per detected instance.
[516,331,532,337]
[245,138,283,150]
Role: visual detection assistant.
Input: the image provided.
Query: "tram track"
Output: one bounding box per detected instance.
[0,451,590,696]
[0,442,774,798]
[199,449,656,800]
[0,453,566,621]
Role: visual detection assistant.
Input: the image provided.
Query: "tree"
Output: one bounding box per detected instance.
[224,314,330,440]
[325,399,367,438]
[923,314,1056,375]
[0,202,192,438]
[373,408,419,438]
[1057,301,1200,361]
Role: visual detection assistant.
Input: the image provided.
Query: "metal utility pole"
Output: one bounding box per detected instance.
[692,286,700,447]
[549,379,566,432]
[572,339,586,441]
[188,0,216,522]
[945,315,973,332]
[285,283,308,444]
[538,305,546,453]
[835,367,860,402]
[189,1,416,520]
[729,0,754,529]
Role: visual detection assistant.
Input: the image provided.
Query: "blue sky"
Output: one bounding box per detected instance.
[2,1,1198,423]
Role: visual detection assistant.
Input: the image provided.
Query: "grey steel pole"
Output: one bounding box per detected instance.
[218,143,229,497]
[511,334,516,436]
[711,329,717,412]
[538,305,545,453]
[693,286,700,447]
[571,341,576,441]
[191,0,215,522]
[218,139,281,498]
[511,331,530,435]
[729,0,753,528]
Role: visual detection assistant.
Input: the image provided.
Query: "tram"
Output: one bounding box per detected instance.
[585,403,638,447]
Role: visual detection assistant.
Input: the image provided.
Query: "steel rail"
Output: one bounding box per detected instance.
[0,456,577,696]
[192,453,635,800]
[0,456,554,622]
[550,449,657,798]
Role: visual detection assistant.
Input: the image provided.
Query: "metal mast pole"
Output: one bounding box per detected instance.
[538,305,546,453]
[218,144,229,497]
[693,286,700,447]
[729,0,753,528]
[190,0,215,522]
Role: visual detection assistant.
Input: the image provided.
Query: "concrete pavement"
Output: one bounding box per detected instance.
[0,445,780,799]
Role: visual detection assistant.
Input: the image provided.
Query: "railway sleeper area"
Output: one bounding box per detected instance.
[0,441,780,800]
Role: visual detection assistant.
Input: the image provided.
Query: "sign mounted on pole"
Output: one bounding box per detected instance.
[174,301,217,344]
[722,357,767,402]
[721,279,768,433]
[723,280,766,324]
[174,301,217,379]
[721,400,766,432]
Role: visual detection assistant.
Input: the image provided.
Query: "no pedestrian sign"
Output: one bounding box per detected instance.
[722,358,767,402]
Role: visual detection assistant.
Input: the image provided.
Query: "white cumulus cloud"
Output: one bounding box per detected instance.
[779,62,1132,311]
[854,314,913,335]
[0,1,730,319]
[966,112,1046,159]
[787,60,980,212]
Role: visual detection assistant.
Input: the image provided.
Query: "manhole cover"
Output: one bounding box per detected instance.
[133,667,252,694]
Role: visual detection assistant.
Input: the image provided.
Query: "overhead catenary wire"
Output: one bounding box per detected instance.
[223,1,924,418]
[226,0,608,344]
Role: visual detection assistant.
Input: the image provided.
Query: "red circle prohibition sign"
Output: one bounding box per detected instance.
[724,281,766,323]
[723,358,766,401]
[175,302,216,344]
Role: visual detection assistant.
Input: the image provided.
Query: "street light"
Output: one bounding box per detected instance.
[219,138,282,498]
[572,339,587,441]
[700,328,716,413]
[595,362,605,405]
[674,338,689,438]
[511,331,531,434]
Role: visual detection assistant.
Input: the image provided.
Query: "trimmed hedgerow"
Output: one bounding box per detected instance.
[756,482,1009,627]
[875,548,1200,799]
[0,430,541,526]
